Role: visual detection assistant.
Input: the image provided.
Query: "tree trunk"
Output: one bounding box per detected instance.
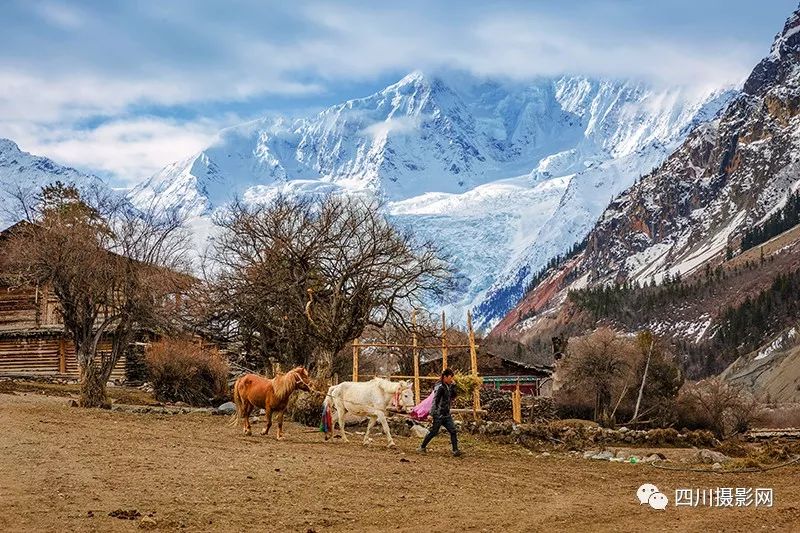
[631,340,654,422]
[79,361,108,408]
[313,347,335,380]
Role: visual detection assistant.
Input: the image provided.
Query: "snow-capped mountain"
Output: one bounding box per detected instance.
[492,6,800,390]
[582,7,800,286]
[0,139,107,229]
[131,71,736,329]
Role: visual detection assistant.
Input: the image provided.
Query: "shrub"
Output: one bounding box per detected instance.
[683,430,718,448]
[454,372,483,398]
[757,405,800,428]
[676,379,761,439]
[647,428,680,446]
[145,338,229,406]
[715,437,749,458]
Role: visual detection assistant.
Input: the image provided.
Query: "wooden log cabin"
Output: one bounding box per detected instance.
[0,279,128,380]
[0,220,146,381]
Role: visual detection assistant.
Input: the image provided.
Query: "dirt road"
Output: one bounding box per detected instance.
[1,393,799,532]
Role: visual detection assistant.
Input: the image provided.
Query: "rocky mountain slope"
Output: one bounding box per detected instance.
[493,6,800,397]
[131,71,734,329]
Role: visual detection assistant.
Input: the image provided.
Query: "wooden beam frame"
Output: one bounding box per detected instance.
[441,311,448,371]
[467,310,481,420]
[412,310,420,404]
[352,342,477,349]
[352,338,359,382]
[352,309,484,419]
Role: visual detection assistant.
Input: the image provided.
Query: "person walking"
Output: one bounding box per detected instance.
[417,368,462,457]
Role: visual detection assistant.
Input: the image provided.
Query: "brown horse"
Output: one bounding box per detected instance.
[232,366,312,438]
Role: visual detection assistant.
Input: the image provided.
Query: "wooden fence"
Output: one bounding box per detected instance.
[352,310,483,418]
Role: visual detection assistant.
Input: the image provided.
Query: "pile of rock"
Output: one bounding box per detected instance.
[1,375,79,386]
[111,404,213,415]
[526,397,556,423]
[472,390,557,423]
[458,419,718,450]
[483,396,513,421]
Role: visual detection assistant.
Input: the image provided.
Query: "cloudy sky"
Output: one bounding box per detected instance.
[1,0,797,186]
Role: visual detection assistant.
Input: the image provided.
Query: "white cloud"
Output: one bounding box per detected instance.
[0,1,788,186]
[5,117,225,186]
[294,5,759,88]
[361,116,422,140]
[32,1,85,30]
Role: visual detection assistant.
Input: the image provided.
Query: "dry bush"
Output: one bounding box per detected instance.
[715,437,750,458]
[647,428,680,446]
[757,405,800,428]
[676,379,761,439]
[755,441,799,462]
[683,429,718,448]
[145,338,228,406]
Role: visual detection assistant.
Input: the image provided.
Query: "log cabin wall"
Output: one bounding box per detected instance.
[0,333,126,381]
[0,282,125,380]
[0,284,40,331]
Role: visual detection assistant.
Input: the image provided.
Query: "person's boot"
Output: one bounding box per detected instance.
[416,446,427,454]
[452,449,463,457]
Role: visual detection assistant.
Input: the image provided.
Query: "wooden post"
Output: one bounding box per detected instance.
[441,311,448,371]
[412,310,420,404]
[352,338,359,382]
[467,310,481,420]
[512,378,522,423]
[58,339,66,374]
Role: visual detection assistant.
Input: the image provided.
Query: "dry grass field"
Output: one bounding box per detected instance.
[1,392,799,532]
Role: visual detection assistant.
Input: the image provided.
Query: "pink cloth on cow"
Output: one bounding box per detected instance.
[409,390,435,420]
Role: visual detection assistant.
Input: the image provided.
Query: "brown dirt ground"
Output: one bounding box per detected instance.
[1,392,799,532]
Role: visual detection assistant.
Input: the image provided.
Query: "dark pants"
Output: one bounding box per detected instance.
[421,415,458,451]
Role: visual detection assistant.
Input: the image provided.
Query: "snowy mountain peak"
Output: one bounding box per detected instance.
[0,138,22,154]
[0,139,107,229]
[769,5,800,58]
[389,69,430,90]
[745,5,800,96]
[129,71,737,329]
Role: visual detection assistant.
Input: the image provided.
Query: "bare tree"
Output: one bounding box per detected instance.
[559,327,637,424]
[677,378,760,438]
[1,182,191,406]
[209,194,451,378]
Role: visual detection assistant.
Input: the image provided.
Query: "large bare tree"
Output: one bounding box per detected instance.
[2,182,191,406]
[209,194,450,377]
[559,327,637,424]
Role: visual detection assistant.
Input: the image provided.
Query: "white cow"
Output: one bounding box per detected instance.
[322,378,415,447]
